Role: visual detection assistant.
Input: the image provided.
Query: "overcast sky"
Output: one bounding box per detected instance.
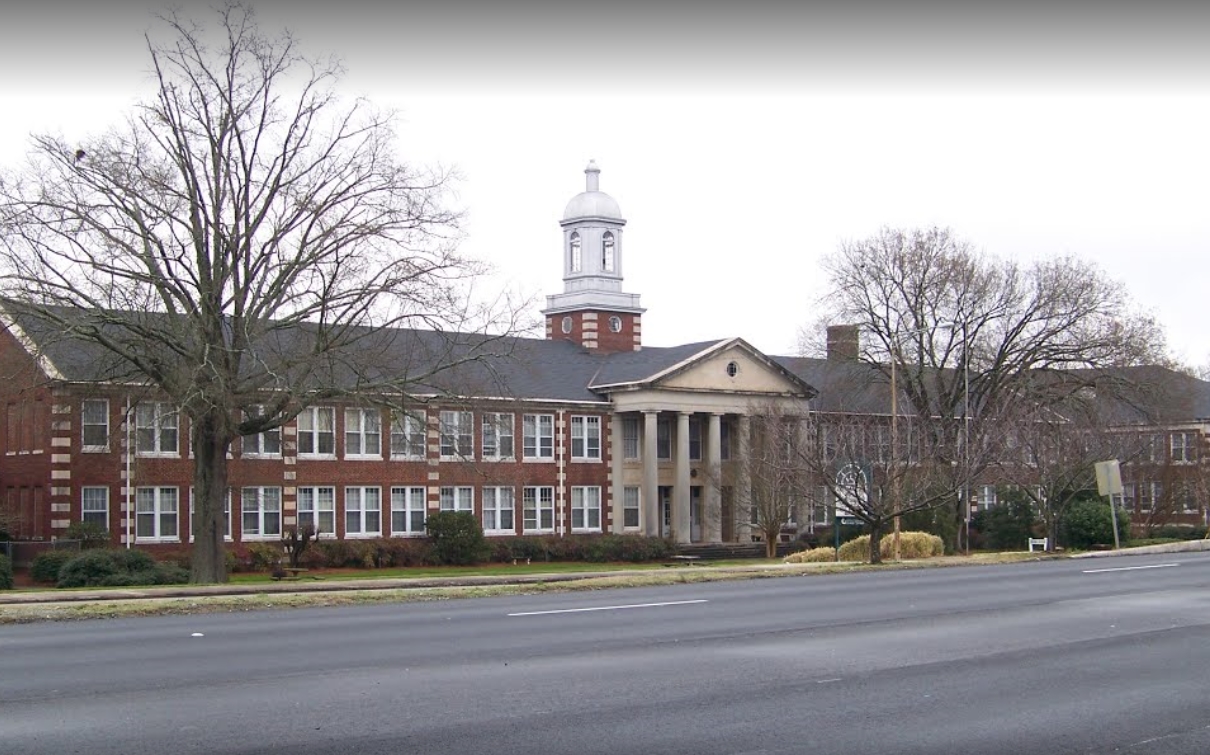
[3,1,1207,364]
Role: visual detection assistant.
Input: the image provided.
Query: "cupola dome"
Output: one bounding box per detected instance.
[562,160,623,221]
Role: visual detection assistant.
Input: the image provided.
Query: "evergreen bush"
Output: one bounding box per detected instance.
[1062,499,1130,549]
[0,553,12,590]
[425,511,489,565]
[30,549,79,584]
[56,549,176,588]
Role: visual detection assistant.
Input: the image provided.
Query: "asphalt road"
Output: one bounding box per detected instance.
[4,553,1210,755]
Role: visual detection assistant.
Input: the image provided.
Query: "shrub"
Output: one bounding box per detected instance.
[1062,499,1131,549]
[63,521,111,549]
[30,549,79,584]
[316,539,376,569]
[784,547,838,564]
[426,511,490,566]
[881,531,945,559]
[245,542,286,570]
[56,549,167,588]
[371,538,434,567]
[0,554,12,590]
[971,490,1036,551]
[836,535,871,562]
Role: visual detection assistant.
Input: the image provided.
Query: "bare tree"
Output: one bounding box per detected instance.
[0,4,516,582]
[736,410,813,558]
[805,227,1168,551]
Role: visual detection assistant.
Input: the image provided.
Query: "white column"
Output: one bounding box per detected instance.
[737,414,751,541]
[609,413,625,533]
[642,411,659,537]
[705,412,723,543]
[674,411,691,544]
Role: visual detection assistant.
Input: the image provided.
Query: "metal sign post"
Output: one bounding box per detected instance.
[1094,460,1124,550]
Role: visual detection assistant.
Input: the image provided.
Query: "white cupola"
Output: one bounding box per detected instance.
[542,160,644,352]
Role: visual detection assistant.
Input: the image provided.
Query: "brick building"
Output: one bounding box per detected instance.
[1,162,1208,550]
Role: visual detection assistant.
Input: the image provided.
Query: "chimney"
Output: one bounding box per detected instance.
[826,325,860,361]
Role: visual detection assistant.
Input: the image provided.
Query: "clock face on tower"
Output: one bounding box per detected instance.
[608,315,622,333]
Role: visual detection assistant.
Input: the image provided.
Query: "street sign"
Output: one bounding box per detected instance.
[839,518,862,526]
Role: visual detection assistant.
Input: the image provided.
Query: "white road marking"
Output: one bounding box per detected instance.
[1082,563,1179,574]
[508,599,708,617]
[191,632,204,637]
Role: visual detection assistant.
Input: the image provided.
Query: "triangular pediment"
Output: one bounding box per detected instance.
[656,341,811,396]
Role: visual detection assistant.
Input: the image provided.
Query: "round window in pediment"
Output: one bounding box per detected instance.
[726,360,740,378]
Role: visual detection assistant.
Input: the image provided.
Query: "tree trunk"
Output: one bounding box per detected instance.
[869,521,883,564]
[191,411,232,583]
[765,535,778,559]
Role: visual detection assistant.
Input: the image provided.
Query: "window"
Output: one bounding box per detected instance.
[482,486,516,533]
[622,417,639,459]
[135,487,178,542]
[571,486,601,531]
[1137,481,1160,512]
[657,418,672,460]
[81,486,109,530]
[390,412,426,459]
[297,407,335,457]
[345,486,381,537]
[602,231,615,272]
[523,414,554,460]
[391,487,427,535]
[623,486,641,528]
[297,486,336,534]
[240,487,281,540]
[135,402,178,456]
[440,486,474,512]
[561,316,573,334]
[243,406,281,456]
[482,412,515,460]
[81,399,109,450]
[608,315,622,333]
[439,410,473,458]
[1171,431,1198,463]
[978,485,998,510]
[189,488,231,542]
[688,418,702,461]
[570,415,601,460]
[523,486,555,533]
[569,231,582,273]
[345,408,382,458]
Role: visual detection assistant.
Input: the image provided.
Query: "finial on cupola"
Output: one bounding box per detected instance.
[585,159,600,192]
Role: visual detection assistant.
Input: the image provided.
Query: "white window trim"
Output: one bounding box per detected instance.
[81,486,110,529]
[135,486,180,543]
[344,408,383,460]
[481,486,516,535]
[523,414,555,461]
[242,406,282,458]
[622,486,641,530]
[135,402,180,458]
[439,410,474,460]
[297,407,337,459]
[344,486,382,538]
[439,486,474,513]
[523,485,555,534]
[570,486,602,532]
[81,398,110,453]
[297,486,337,534]
[239,486,282,541]
[570,415,602,462]
[390,486,427,537]
[390,413,427,461]
[481,412,515,462]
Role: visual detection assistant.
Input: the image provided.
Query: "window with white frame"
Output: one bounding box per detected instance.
[135,402,178,456]
[81,399,109,451]
[439,486,473,513]
[482,412,515,460]
[570,415,601,460]
[390,412,426,459]
[688,418,702,461]
[297,407,335,457]
[135,486,179,541]
[81,486,109,530]
[602,231,616,272]
[522,414,554,460]
[391,486,427,535]
[1171,431,1198,464]
[297,486,336,533]
[569,231,582,273]
[656,418,672,460]
[345,486,381,536]
[345,408,382,458]
[622,417,639,459]
[439,411,474,459]
[240,486,281,539]
[978,485,998,510]
[1137,481,1160,511]
[571,486,601,531]
[623,486,641,528]
[523,486,555,532]
[243,406,281,456]
[482,486,515,533]
[188,488,231,542]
